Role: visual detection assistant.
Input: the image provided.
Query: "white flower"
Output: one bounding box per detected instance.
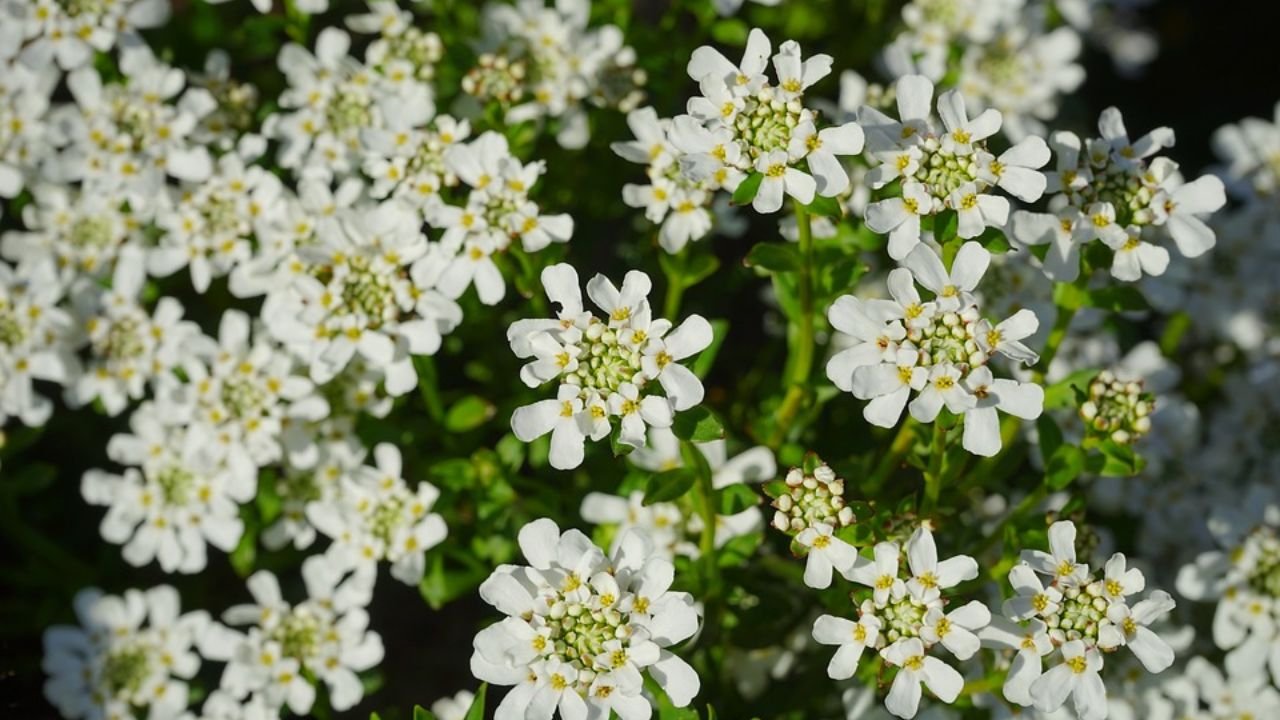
[1021,520,1089,587]
[7,0,170,70]
[904,526,979,604]
[308,442,447,585]
[43,586,208,720]
[919,601,989,661]
[881,637,964,719]
[1029,640,1106,720]
[205,557,383,714]
[508,264,712,470]
[811,613,881,680]
[430,690,476,720]
[1,184,139,282]
[82,404,252,573]
[797,522,863,589]
[849,541,906,606]
[1098,591,1176,672]
[471,518,701,717]
[978,617,1053,706]
[0,259,75,427]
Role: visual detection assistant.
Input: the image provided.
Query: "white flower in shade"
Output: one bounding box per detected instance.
[54,46,214,198]
[81,404,254,573]
[1212,101,1280,201]
[0,58,53,209]
[361,111,468,209]
[811,613,881,680]
[68,247,208,416]
[43,586,208,720]
[860,74,1048,259]
[430,689,476,720]
[828,242,1043,456]
[996,521,1177,716]
[881,637,964,719]
[1176,485,1280,688]
[1,184,140,282]
[307,442,447,585]
[1029,640,1106,720]
[262,438,365,552]
[676,28,863,215]
[186,50,262,150]
[470,518,701,718]
[261,199,462,396]
[0,259,75,427]
[151,150,285,293]
[5,0,170,70]
[1011,107,1225,282]
[508,264,712,470]
[159,309,328,471]
[204,556,383,714]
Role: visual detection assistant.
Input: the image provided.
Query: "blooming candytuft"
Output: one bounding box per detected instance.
[1011,107,1226,282]
[767,461,860,589]
[860,74,1049,259]
[507,263,712,469]
[471,518,701,718]
[812,525,985,718]
[43,586,209,720]
[983,520,1176,720]
[826,241,1044,456]
[674,27,865,214]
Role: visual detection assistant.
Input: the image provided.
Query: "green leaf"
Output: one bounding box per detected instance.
[684,253,721,286]
[644,469,696,505]
[1091,440,1146,477]
[371,713,383,720]
[413,706,439,720]
[1036,416,1064,467]
[1044,368,1097,409]
[1087,286,1149,312]
[672,406,726,442]
[464,684,487,720]
[732,172,764,206]
[444,395,495,432]
[1053,281,1089,311]
[717,484,760,515]
[1044,445,1085,490]
[744,242,801,273]
[710,18,749,44]
[804,194,843,219]
[934,210,959,244]
[692,319,729,379]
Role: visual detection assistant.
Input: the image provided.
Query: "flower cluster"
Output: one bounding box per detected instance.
[1078,369,1155,445]
[471,519,701,717]
[466,0,645,149]
[984,521,1176,720]
[3,0,170,71]
[1011,107,1227,282]
[676,28,866,214]
[860,74,1049,259]
[812,526,986,719]
[826,241,1044,456]
[508,264,712,469]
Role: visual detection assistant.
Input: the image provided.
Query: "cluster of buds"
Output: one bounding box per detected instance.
[1079,370,1154,444]
[461,53,527,106]
[769,462,854,535]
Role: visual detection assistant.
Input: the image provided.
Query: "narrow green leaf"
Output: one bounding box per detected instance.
[1087,286,1149,312]
[464,684,487,720]
[1044,368,1097,409]
[1036,416,1064,467]
[644,469,696,505]
[744,242,801,273]
[1044,445,1085,490]
[732,172,764,205]
[804,194,843,219]
[413,705,439,720]
[444,395,495,432]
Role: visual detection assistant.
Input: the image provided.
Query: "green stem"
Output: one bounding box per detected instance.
[768,205,817,448]
[922,421,947,514]
[865,418,918,494]
[1034,302,1077,383]
[412,355,446,422]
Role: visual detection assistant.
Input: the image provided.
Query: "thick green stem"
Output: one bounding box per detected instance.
[922,421,947,514]
[769,205,816,447]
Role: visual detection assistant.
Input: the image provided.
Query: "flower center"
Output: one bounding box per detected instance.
[911,311,981,373]
[154,465,197,506]
[0,302,28,347]
[98,315,148,363]
[1044,583,1107,644]
[100,643,152,697]
[881,595,928,643]
[561,321,644,394]
[732,87,803,159]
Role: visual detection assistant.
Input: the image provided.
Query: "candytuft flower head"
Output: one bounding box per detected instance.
[471,518,702,716]
[1078,369,1155,445]
[1011,107,1226,282]
[860,74,1049,259]
[508,263,713,470]
[675,28,865,214]
[827,241,1044,457]
[812,524,986,719]
[43,586,209,720]
[984,520,1176,720]
[767,461,861,589]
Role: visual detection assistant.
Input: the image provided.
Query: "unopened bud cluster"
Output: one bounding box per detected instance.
[462,53,527,105]
[1079,370,1153,444]
[771,464,854,535]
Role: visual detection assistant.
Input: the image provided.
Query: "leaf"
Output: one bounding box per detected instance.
[1087,286,1150,312]
[1036,416,1064,467]
[732,172,764,206]
[413,706,439,720]
[464,684,487,720]
[744,242,801,273]
[1053,281,1089,311]
[717,484,760,515]
[933,210,958,244]
[672,406,726,442]
[444,395,495,432]
[804,194,843,219]
[1044,445,1085,490]
[1090,440,1146,477]
[1044,368,1097,409]
[683,253,720,286]
[710,18,749,44]
[371,713,383,720]
[692,319,729,379]
[644,469,696,505]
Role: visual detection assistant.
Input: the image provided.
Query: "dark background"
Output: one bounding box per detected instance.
[2,0,1279,718]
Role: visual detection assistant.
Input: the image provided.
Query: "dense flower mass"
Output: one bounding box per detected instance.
[471,518,701,719]
[3,1,1267,719]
